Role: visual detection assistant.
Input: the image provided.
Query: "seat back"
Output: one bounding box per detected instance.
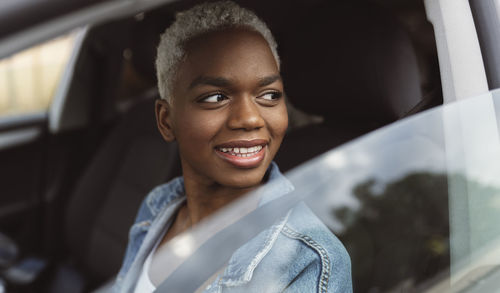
[276,1,424,171]
[64,95,179,285]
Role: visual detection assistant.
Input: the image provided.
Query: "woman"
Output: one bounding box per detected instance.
[114,1,352,292]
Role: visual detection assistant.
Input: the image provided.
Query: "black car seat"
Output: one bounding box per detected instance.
[275,1,431,171]
[48,94,179,292]
[46,15,179,292]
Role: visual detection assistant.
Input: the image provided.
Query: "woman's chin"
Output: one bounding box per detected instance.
[215,167,269,190]
[219,176,264,190]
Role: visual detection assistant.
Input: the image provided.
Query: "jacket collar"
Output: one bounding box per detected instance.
[146,176,185,217]
[258,161,295,206]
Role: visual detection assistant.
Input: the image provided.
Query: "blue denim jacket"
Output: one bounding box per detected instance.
[114,162,352,292]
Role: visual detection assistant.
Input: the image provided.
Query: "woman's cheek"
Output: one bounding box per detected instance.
[179,111,225,142]
[268,105,288,140]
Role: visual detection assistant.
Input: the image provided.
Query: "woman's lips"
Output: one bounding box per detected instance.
[214,140,267,168]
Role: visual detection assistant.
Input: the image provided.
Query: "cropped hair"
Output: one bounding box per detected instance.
[155,0,280,102]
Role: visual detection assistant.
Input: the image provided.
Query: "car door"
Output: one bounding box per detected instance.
[0,0,153,258]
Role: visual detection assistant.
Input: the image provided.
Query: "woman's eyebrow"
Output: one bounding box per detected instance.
[258,74,281,87]
[188,74,282,89]
[189,76,232,89]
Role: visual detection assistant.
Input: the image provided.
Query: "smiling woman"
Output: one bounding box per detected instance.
[158,28,287,189]
[113,1,352,292]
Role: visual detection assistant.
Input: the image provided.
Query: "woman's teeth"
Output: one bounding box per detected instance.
[218,145,263,157]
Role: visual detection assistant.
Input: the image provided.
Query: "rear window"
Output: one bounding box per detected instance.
[0,32,76,118]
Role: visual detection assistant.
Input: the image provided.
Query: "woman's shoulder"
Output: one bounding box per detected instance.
[215,202,352,292]
[277,202,352,292]
[134,176,185,222]
[284,203,349,258]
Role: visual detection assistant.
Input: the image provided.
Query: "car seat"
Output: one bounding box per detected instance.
[275,1,431,171]
[47,94,179,292]
[45,16,180,292]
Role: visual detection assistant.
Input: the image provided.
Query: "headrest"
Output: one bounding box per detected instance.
[280,1,422,125]
[127,14,172,84]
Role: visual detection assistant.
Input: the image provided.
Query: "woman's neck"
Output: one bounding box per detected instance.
[158,171,262,249]
[183,177,258,225]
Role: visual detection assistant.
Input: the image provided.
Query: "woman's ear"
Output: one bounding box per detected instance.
[155,99,176,142]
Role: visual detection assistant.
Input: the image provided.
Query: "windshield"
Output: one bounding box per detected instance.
[149,88,500,293]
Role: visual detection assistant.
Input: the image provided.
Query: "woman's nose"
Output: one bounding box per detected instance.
[227,97,265,131]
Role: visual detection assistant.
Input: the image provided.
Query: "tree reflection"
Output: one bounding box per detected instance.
[335,172,500,292]
[335,172,450,292]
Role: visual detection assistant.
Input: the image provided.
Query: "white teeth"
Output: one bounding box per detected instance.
[217,145,265,156]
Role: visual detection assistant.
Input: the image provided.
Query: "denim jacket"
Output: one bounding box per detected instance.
[114,162,352,292]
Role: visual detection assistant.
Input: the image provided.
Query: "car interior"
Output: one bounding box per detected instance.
[0,0,444,292]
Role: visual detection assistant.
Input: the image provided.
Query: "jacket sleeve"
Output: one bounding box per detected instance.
[283,203,353,293]
[280,226,352,293]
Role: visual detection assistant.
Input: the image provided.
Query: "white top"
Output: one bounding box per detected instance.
[133,242,158,293]
[133,226,168,293]
[132,231,224,293]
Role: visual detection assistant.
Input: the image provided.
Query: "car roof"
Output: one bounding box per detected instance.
[0,0,179,59]
[0,0,103,38]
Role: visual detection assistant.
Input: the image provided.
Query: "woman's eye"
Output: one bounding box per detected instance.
[200,94,227,103]
[260,92,282,101]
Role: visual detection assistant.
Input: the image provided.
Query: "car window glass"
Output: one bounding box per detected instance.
[151,90,500,293]
[0,32,76,118]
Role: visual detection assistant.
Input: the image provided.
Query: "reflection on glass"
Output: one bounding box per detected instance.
[157,89,500,293]
[335,172,449,292]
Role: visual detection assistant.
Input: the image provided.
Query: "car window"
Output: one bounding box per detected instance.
[0,31,76,118]
[0,1,459,292]
[150,89,500,293]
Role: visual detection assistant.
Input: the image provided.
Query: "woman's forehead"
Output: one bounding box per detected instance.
[175,29,280,90]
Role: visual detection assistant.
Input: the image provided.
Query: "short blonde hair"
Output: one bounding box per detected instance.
[155,0,280,102]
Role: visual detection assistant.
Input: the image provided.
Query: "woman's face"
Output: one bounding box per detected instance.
[156,28,287,189]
